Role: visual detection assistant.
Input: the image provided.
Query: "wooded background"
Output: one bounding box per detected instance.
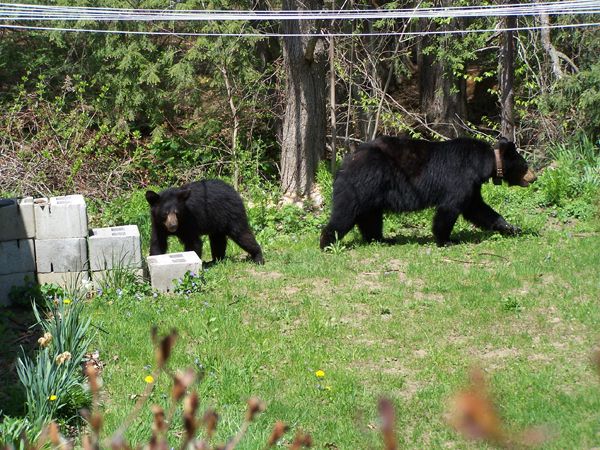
[1,0,598,201]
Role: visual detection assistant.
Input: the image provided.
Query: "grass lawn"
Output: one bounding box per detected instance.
[88,224,600,448]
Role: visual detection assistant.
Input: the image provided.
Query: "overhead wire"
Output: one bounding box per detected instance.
[0,0,599,36]
[1,21,599,37]
[1,0,600,20]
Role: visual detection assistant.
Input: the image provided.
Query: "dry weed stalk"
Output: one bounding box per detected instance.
[378,398,397,450]
[447,367,549,448]
[592,344,600,378]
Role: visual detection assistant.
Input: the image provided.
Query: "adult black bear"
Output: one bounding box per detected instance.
[146,180,264,264]
[320,136,536,248]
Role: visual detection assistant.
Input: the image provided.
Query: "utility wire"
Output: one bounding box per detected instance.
[1,0,598,36]
[1,0,599,21]
[1,20,599,37]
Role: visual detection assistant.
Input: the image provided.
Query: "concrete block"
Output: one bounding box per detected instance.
[35,238,88,273]
[37,271,90,290]
[34,195,88,239]
[0,272,35,307]
[0,197,35,242]
[88,225,142,271]
[91,268,145,289]
[0,239,36,275]
[147,251,202,293]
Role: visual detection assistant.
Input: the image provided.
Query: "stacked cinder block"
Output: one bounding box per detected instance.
[0,197,37,306]
[34,195,90,288]
[88,225,144,286]
[147,251,202,293]
[1,193,202,303]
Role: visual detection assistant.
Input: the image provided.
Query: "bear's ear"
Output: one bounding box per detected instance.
[177,188,191,202]
[145,190,160,206]
[497,137,516,154]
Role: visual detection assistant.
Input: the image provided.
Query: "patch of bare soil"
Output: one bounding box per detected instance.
[245,268,284,281]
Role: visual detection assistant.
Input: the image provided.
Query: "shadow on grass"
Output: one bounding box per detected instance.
[343,228,537,248]
[0,304,37,417]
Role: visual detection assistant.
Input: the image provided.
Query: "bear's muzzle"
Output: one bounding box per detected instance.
[519,169,537,187]
[165,212,179,232]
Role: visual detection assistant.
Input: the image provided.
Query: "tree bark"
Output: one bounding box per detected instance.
[280,0,327,200]
[539,12,563,80]
[329,34,337,173]
[499,15,516,142]
[418,6,467,138]
[220,65,240,189]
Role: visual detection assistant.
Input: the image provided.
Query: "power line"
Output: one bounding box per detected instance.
[1,20,599,37]
[1,0,599,22]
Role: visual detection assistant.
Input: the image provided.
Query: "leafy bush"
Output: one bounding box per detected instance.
[534,135,600,221]
[539,62,600,142]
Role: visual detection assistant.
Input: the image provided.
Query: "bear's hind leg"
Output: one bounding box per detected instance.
[356,210,384,243]
[209,233,228,262]
[432,207,460,246]
[228,229,264,265]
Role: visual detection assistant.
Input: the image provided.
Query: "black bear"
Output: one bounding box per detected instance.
[146,179,264,264]
[320,136,536,248]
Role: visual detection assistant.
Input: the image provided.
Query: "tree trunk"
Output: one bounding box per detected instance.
[418,10,467,138]
[280,0,327,200]
[499,15,516,142]
[539,12,563,80]
[419,50,467,138]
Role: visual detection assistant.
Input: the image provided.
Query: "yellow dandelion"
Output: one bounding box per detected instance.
[49,395,58,401]
[144,375,155,384]
[315,370,325,378]
[63,298,72,305]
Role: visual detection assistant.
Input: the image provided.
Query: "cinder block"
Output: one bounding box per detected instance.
[37,271,90,290]
[34,195,88,239]
[0,197,35,241]
[35,238,88,273]
[88,225,142,271]
[147,252,202,293]
[0,239,36,275]
[91,268,145,289]
[0,272,35,307]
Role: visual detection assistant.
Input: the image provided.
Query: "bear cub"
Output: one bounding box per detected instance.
[321,136,537,248]
[146,179,264,264]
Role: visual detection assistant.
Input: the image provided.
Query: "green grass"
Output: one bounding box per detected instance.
[87,223,600,448]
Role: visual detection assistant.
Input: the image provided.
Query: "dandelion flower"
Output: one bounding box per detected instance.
[63,298,72,305]
[145,375,155,384]
[55,351,72,365]
[315,370,325,378]
[49,395,58,401]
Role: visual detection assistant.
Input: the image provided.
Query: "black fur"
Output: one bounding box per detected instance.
[146,179,264,264]
[320,136,535,248]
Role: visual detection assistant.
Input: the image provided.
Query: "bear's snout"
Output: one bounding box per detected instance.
[519,169,537,187]
[165,212,179,232]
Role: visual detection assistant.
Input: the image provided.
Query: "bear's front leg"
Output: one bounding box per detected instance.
[181,235,203,259]
[463,193,521,235]
[149,226,168,255]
